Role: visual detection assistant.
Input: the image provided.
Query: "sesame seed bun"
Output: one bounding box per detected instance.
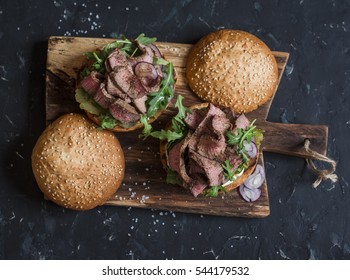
[31,113,125,210]
[186,29,278,113]
[159,102,260,193]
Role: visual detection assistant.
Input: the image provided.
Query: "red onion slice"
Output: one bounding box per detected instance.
[244,164,265,190]
[243,140,258,158]
[239,185,261,202]
[134,62,158,87]
[149,44,162,58]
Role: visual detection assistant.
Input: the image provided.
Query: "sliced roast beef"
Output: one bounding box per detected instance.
[196,134,226,161]
[222,107,236,123]
[110,66,147,99]
[167,133,193,186]
[189,175,207,197]
[128,74,148,99]
[105,48,132,73]
[133,95,147,114]
[235,114,250,130]
[168,141,182,175]
[188,108,229,156]
[188,150,224,187]
[109,98,140,124]
[106,73,131,102]
[142,76,161,93]
[210,115,231,135]
[80,71,104,95]
[192,104,227,138]
[184,108,206,130]
[93,83,116,109]
[188,157,206,175]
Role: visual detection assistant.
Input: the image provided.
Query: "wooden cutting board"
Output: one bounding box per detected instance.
[45,36,328,217]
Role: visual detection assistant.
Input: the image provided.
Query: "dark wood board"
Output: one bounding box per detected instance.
[45,36,328,217]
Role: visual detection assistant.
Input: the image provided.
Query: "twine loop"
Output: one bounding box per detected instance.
[304,138,338,188]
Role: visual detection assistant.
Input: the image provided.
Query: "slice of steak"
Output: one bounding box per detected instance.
[111,66,147,99]
[194,114,231,161]
[196,134,227,161]
[189,175,207,197]
[168,141,182,175]
[128,75,148,99]
[93,83,116,109]
[109,98,140,124]
[188,105,231,160]
[222,107,236,124]
[105,48,132,73]
[143,78,161,93]
[188,150,224,187]
[192,104,227,139]
[235,114,250,130]
[80,71,104,95]
[106,73,131,102]
[167,133,193,186]
[184,108,206,130]
[210,115,231,135]
[133,95,147,114]
[188,157,206,175]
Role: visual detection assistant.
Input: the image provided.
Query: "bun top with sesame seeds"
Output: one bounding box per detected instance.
[186,29,278,113]
[31,113,125,210]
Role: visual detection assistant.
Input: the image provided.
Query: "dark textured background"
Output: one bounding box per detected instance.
[0,0,349,259]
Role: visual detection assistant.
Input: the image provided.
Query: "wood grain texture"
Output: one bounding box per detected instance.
[45,36,328,217]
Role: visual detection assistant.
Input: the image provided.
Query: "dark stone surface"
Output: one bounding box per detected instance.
[0,0,349,259]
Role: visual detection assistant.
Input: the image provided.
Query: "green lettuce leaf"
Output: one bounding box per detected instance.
[100,114,117,130]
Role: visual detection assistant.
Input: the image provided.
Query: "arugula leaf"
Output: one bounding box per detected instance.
[139,115,183,141]
[149,130,183,141]
[226,119,263,149]
[135,33,157,45]
[222,160,236,181]
[153,57,169,65]
[226,128,242,146]
[203,185,227,197]
[224,118,264,179]
[139,115,152,138]
[174,95,191,122]
[146,62,175,118]
[171,95,191,133]
[140,95,189,144]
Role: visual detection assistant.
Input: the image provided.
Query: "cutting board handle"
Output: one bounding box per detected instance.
[259,121,328,158]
